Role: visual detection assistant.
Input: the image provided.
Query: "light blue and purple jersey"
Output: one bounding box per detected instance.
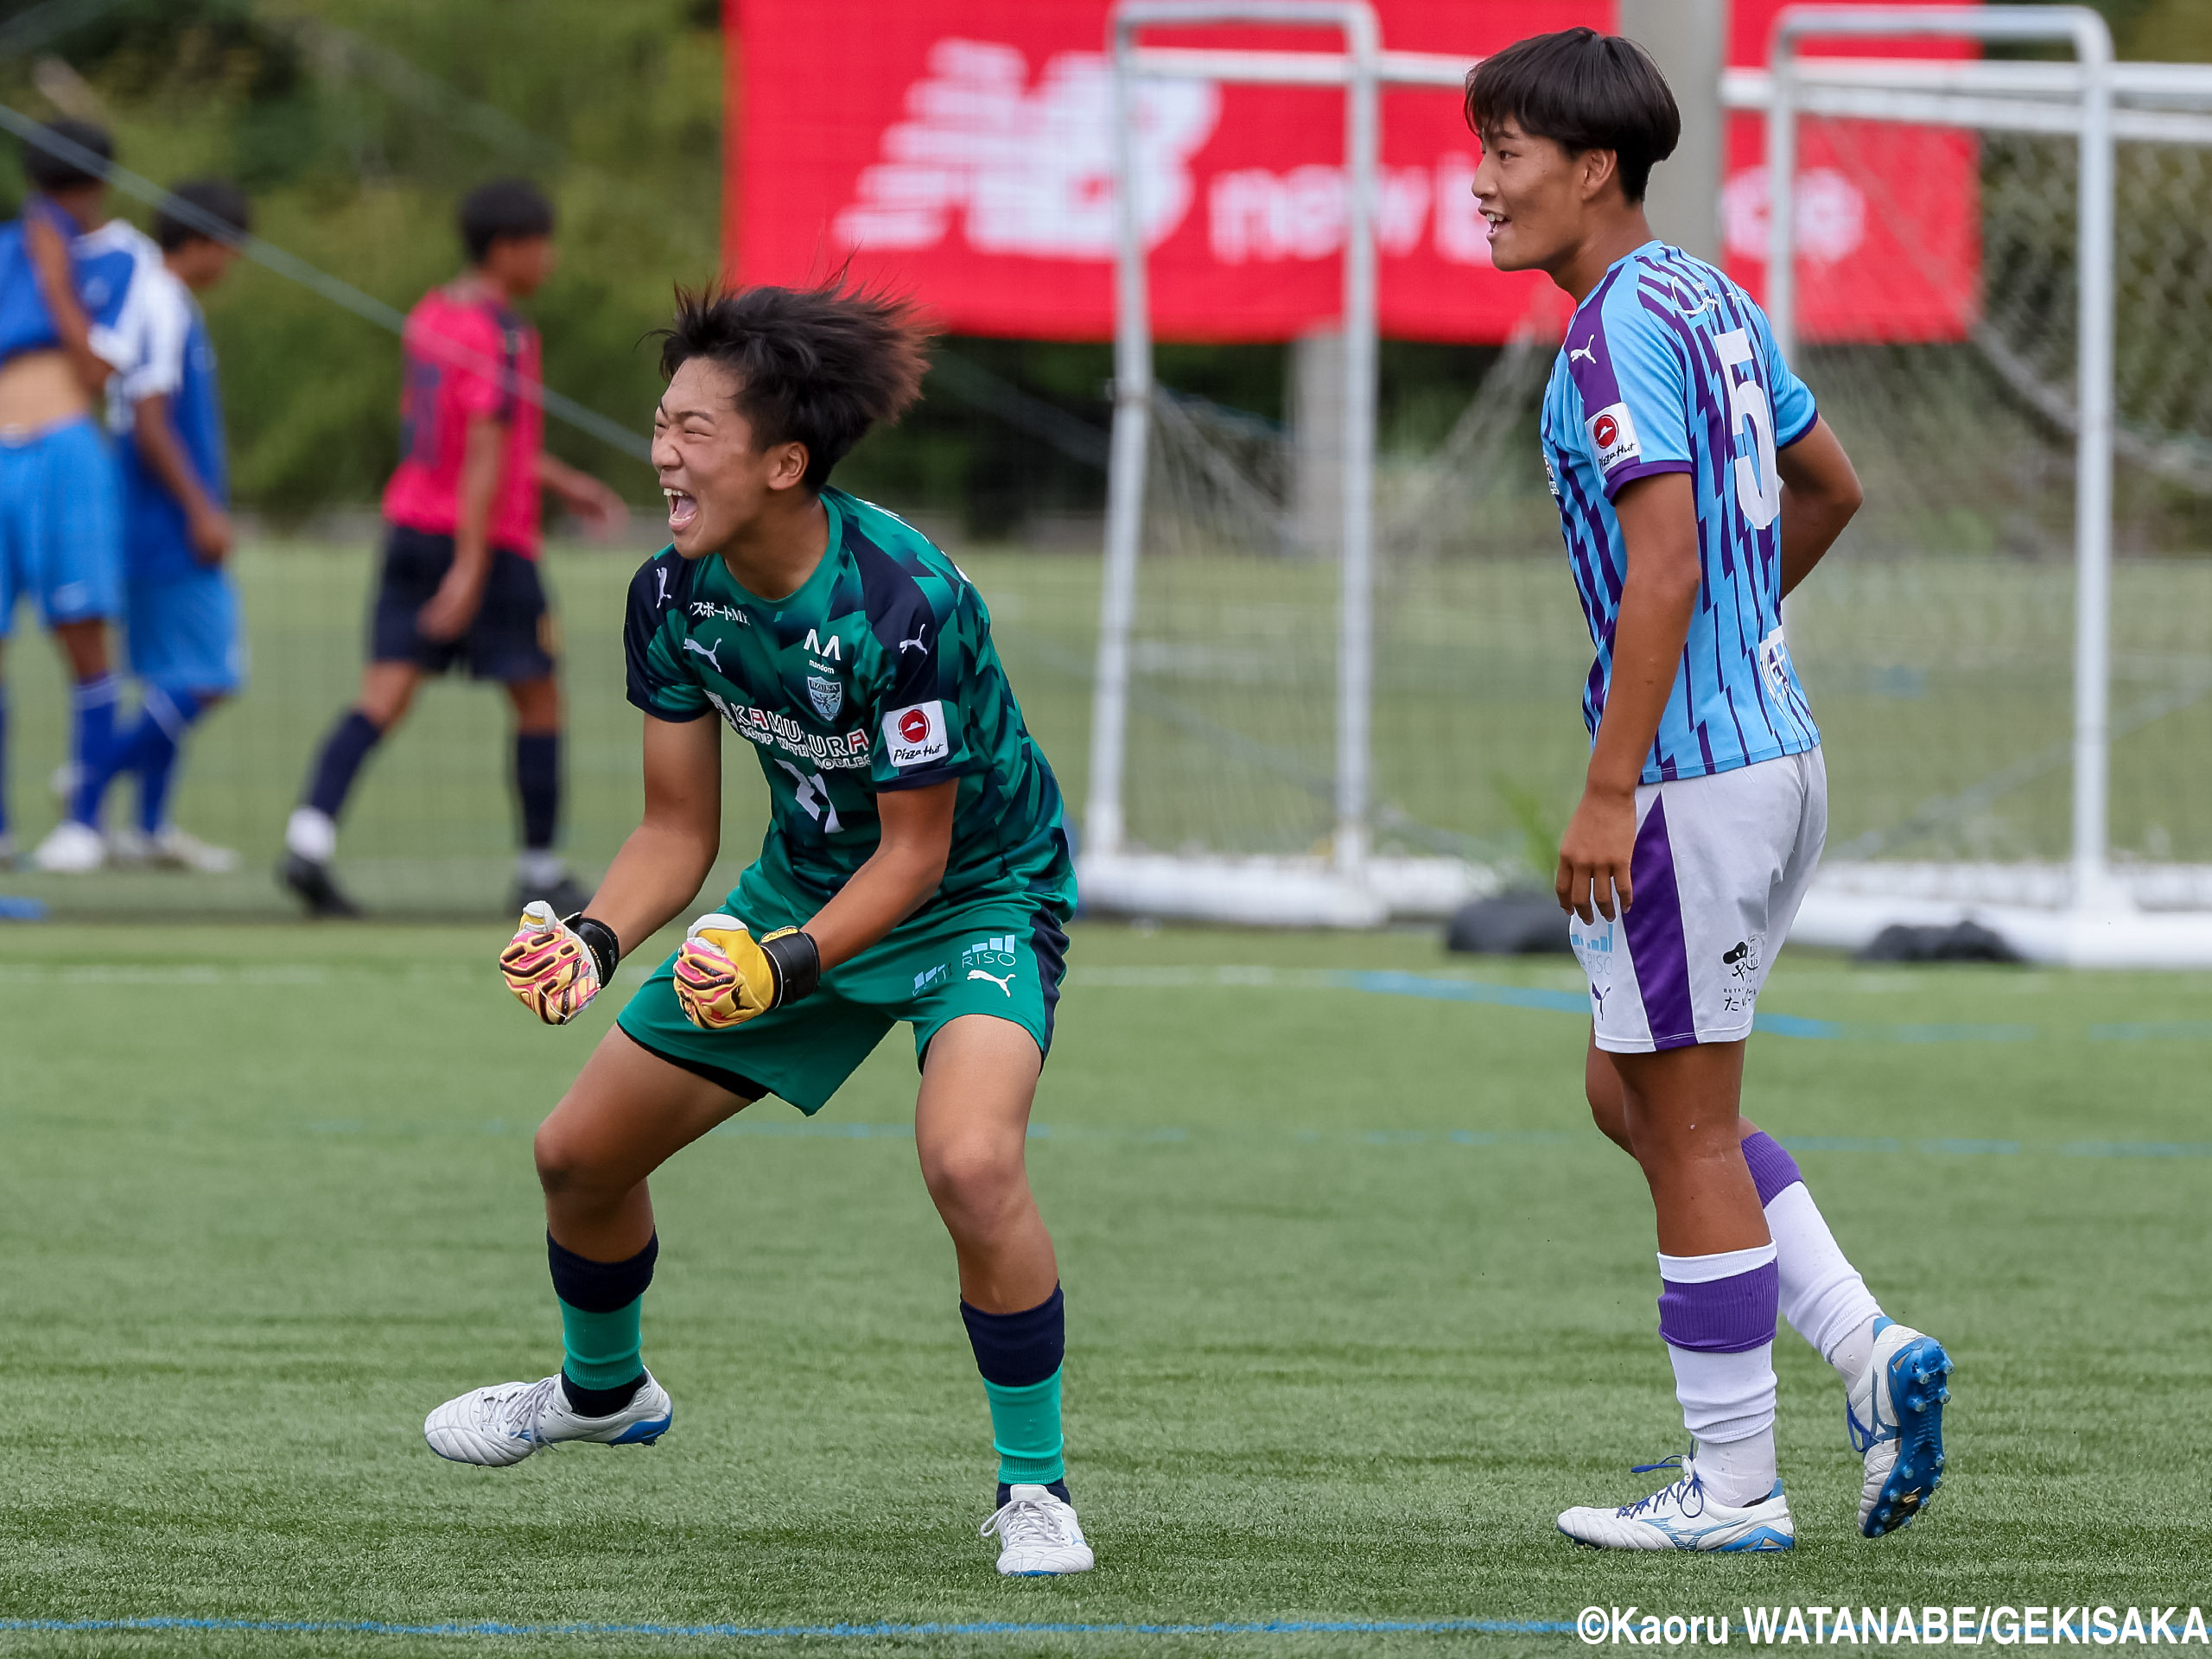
[1539,240,1821,784]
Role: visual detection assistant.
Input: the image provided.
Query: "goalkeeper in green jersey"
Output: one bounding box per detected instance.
[424,283,1091,1578]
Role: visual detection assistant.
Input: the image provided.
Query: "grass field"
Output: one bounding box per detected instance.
[8,537,2212,918]
[2,918,2208,1656]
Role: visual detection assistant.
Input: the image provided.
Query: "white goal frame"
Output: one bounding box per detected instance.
[1739,6,2212,965]
[1084,0,1476,927]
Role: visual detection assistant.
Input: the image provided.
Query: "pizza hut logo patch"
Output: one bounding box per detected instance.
[883,700,950,768]
[1586,401,1641,473]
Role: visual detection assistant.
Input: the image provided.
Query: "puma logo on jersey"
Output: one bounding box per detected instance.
[682,637,722,673]
[654,566,671,608]
[897,625,929,655]
[1568,337,1598,366]
[967,969,1014,995]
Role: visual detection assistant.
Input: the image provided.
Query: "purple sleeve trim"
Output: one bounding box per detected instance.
[1777,402,1820,448]
[1740,1131,1805,1207]
[1600,458,1694,500]
[1657,1260,1780,1354]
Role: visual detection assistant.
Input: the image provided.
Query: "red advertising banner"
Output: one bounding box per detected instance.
[728,0,1975,344]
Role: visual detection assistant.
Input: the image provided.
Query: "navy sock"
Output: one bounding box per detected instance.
[68,673,120,825]
[997,1479,1074,1508]
[514,731,559,851]
[136,688,203,831]
[960,1286,1065,1389]
[0,683,10,838]
[305,709,383,820]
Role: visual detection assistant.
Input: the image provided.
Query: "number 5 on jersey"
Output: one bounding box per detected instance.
[1714,328,1782,530]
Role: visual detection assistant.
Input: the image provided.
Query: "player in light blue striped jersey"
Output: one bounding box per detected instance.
[1465,28,1953,1551]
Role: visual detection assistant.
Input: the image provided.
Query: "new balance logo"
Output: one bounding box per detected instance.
[968,969,1014,995]
[682,637,722,672]
[1568,337,1598,366]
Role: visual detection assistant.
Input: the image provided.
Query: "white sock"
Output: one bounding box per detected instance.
[285,807,336,863]
[1695,1424,1778,1508]
[1764,1182,1885,1383]
[516,848,566,888]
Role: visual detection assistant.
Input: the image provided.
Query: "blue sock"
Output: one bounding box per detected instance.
[305,709,384,820]
[0,682,10,840]
[68,673,120,826]
[135,687,203,832]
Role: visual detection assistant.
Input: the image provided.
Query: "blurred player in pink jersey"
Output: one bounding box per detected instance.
[280,179,625,916]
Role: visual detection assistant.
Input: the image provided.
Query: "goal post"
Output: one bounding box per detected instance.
[1742,4,2212,965]
[1085,0,1478,926]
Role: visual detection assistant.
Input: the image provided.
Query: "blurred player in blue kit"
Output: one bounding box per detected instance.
[0,119,147,871]
[1465,29,1953,1550]
[73,182,251,868]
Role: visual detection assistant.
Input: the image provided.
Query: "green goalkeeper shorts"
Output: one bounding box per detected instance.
[615,869,1071,1116]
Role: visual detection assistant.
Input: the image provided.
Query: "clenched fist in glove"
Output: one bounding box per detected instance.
[671,913,822,1030]
[499,900,620,1025]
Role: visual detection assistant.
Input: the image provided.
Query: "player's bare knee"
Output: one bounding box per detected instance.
[921,1137,1023,1219]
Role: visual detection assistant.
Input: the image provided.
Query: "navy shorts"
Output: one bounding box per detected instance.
[370,524,555,683]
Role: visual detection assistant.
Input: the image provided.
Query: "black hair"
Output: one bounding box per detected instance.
[155,179,251,252]
[1464,28,1680,205]
[655,283,931,493]
[24,118,112,194]
[458,178,554,264]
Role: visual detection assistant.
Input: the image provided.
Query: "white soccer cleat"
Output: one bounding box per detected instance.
[105,826,152,868]
[981,1484,1094,1575]
[1558,1456,1795,1552]
[423,1371,673,1467]
[148,825,242,874]
[31,820,106,873]
[1848,1319,1952,1537]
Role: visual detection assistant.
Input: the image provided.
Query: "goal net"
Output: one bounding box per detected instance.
[1756,41,2212,960]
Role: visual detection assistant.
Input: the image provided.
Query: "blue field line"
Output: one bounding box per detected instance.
[0,1614,1579,1642]
[2090,1019,2212,1040]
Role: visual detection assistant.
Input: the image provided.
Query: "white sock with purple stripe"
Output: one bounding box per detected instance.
[1742,1131,1886,1385]
[1658,1242,1780,1508]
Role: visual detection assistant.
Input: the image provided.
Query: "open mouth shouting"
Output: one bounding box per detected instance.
[663,486,700,535]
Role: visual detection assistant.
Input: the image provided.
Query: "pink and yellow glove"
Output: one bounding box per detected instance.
[671,913,821,1031]
[499,900,612,1026]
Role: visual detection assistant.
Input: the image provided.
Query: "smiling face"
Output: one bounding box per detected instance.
[1468,118,1613,278]
[652,356,810,560]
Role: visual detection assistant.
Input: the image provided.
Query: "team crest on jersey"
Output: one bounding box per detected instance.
[806,675,844,721]
[1586,401,1642,474]
[1758,626,1796,707]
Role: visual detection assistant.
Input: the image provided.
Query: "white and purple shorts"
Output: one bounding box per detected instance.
[1568,749,1827,1054]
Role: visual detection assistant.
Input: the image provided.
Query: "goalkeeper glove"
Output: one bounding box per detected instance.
[499,900,620,1026]
[671,913,822,1031]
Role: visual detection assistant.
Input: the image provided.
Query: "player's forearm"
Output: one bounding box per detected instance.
[802,842,946,971]
[1586,569,1697,796]
[132,397,218,523]
[28,223,108,395]
[1776,418,1863,598]
[584,821,720,949]
[450,419,506,576]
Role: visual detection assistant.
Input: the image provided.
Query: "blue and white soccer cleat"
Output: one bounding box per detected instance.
[1557,1457,1795,1552]
[980,1484,1094,1575]
[1848,1319,1951,1537]
[423,1371,673,1467]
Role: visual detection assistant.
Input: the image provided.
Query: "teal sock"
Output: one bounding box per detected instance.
[982,1367,1065,1486]
[558,1294,644,1390]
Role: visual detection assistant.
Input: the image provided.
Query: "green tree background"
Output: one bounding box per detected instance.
[2,0,2203,531]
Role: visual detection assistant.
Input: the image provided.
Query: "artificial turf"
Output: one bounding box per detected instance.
[1,919,2208,1656]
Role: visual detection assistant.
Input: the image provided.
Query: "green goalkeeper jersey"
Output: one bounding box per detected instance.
[623,488,1076,919]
